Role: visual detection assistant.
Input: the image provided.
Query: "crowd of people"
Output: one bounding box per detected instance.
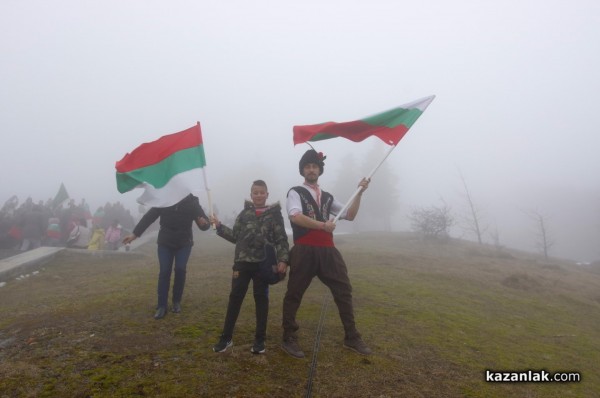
[0,195,136,252]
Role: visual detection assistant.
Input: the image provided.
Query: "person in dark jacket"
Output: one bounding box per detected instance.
[210,180,289,354]
[122,194,210,319]
[19,204,47,251]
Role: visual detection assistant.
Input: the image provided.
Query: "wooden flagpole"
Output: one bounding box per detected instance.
[198,121,215,229]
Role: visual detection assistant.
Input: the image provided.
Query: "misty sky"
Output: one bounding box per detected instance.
[1,0,599,261]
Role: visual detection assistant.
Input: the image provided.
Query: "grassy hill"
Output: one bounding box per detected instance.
[1,232,599,397]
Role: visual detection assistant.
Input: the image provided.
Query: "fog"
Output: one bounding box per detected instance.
[2,1,599,261]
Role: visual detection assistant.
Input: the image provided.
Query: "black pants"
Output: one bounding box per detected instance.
[220,261,269,341]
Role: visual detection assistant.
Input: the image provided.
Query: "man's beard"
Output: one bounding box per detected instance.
[304,174,318,184]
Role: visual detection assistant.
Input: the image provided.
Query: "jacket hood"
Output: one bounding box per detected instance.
[243,200,281,214]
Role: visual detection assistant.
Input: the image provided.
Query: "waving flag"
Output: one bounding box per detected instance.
[52,182,69,209]
[115,123,206,207]
[293,95,435,146]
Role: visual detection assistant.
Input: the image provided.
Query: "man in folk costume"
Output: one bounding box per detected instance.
[281,149,372,358]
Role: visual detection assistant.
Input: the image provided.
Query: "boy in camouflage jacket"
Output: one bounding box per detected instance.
[211,180,289,354]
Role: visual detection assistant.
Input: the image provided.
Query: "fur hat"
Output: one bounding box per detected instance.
[299,149,326,176]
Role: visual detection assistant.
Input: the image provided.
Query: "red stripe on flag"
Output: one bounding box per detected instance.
[293,120,408,146]
[115,124,202,172]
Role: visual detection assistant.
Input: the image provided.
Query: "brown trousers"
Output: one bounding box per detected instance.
[282,244,360,340]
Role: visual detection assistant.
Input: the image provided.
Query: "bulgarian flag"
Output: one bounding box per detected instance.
[115,123,207,208]
[293,95,436,223]
[293,95,435,146]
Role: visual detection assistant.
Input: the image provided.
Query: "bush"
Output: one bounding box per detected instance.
[408,204,454,240]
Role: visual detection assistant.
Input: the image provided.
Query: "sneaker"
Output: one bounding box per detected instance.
[213,336,233,353]
[281,337,305,358]
[171,302,181,313]
[251,339,266,354]
[343,337,373,356]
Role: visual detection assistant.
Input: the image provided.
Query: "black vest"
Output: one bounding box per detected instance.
[288,186,333,241]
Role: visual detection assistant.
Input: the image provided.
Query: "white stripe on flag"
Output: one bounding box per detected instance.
[136,168,205,207]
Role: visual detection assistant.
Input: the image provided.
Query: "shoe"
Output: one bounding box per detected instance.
[343,337,373,356]
[251,339,266,354]
[171,302,181,313]
[154,307,167,320]
[213,336,233,353]
[281,337,304,358]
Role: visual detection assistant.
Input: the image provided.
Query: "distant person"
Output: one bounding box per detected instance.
[67,218,92,249]
[45,215,61,247]
[210,180,289,354]
[19,204,46,251]
[59,202,77,245]
[92,206,105,229]
[80,198,92,220]
[281,149,372,358]
[1,195,19,217]
[104,219,122,250]
[122,194,210,320]
[87,224,105,251]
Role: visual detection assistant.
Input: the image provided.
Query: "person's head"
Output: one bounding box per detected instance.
[250,180,269,207]
[299,149,325,183]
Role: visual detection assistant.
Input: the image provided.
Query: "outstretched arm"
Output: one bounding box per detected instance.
[122,207,160,244]
[344,177,370,221]
[210,214,237,244]
[122,233,136,244]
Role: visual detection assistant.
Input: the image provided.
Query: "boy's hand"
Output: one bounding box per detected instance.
[209,215,220,227]
[277,262,288,274]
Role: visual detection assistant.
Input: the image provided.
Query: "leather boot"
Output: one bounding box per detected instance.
[154,307,167,320]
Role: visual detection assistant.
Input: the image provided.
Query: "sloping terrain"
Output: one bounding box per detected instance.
[1,232,599,397]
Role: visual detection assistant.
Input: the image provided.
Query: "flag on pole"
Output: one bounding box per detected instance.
[293,95,435,146]
[52,182,69,209]
[115,123,207,207]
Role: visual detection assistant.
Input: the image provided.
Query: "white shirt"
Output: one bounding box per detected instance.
[286,182,348,220]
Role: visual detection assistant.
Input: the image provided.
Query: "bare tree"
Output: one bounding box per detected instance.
[457,167,487,244]
[525,209,555,260]
[489,223,502,249]
[408,200,455,240]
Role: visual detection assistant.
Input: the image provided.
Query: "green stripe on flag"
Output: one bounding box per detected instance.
[116,146,206,193]
[361,107,424,129]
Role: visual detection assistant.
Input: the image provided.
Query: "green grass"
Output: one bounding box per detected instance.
[0,232,599,397]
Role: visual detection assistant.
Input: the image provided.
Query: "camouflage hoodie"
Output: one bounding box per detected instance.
[216,201,289,264]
